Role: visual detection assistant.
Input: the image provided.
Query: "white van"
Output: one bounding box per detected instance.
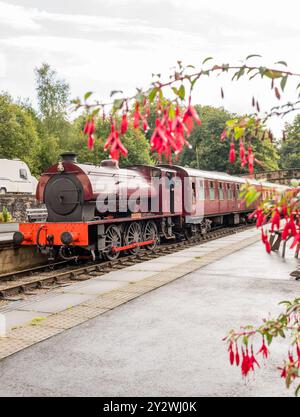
[0,159,38,195]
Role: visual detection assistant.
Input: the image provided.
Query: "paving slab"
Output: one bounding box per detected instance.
[92,270,157,283]
[3,310,50,331]
[57,279,128,295]
[17,293,96,314]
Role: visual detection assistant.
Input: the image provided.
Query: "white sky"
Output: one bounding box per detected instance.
[0,0,299,136]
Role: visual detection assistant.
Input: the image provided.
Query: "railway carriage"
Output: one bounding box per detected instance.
[13,152,285,261]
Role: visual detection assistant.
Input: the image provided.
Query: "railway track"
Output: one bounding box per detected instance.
[0,224,254,302]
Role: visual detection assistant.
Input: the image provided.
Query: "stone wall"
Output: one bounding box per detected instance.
[0,195,45,222]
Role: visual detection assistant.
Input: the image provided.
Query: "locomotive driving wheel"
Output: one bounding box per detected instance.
[124,222,142,254]
[143,220,158,250]
[103,225,122,260]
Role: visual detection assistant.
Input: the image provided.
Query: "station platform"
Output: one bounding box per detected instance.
[0,227,298,396]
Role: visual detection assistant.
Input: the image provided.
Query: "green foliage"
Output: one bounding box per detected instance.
[0,93,40,176]
[0,207,13,222]
[35,63,70,128]
[178,105,279,173]
[280,115,300,169]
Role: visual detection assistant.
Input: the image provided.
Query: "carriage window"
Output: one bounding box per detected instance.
[219,182,224,200]
[227,183,232,199]
[198,180,205,200]
[19,169,28,180]
[209,181,215,200]
[236,184,240,199]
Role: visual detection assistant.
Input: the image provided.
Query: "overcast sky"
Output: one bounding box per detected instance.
[0,0,299,135]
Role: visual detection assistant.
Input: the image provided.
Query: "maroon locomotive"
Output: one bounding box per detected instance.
[13,152,281,261]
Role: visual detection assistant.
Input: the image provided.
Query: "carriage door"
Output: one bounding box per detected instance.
[166,171,175,214]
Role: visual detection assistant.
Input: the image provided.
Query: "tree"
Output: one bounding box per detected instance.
[280,115,300,169]
[0,93,40,176]
[35,63,70,139]
[178,106,279,173]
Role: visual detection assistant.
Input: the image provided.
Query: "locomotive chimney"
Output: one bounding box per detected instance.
[60,152,77,163]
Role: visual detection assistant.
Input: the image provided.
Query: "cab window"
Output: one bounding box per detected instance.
[19,169,28,180]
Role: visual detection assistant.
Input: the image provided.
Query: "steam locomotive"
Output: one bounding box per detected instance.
[13,152,284,261]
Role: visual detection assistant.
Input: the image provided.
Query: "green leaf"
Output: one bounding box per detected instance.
[178,84,185,100]
[234,126,244,139]
[295,384,300,397]
[275,60,288,67]
[84,91,93,101]
[246,54,262,60]
[202,57,213,65]
[280,75,288,91]
[148,87,158,102]
[110,90,123,98]
[264,70,282,79]
[266,333,273,346]
[168,106,175,120]
[112,98,125,111]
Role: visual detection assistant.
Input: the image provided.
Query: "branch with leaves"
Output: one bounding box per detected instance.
[72,55,300,171]
[224,297,300,396]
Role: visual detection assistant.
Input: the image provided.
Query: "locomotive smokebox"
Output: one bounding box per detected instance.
[60,152,77,163]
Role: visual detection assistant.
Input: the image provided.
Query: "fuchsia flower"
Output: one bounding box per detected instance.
[271,208,281,232]
[257,337,269,359]
[182,103,201,135]
[228,341,235,365]
[104,123,128,160]
[83,118,95,135]
[229,142,235,163]
[248,146,254,174]
[83,118,95,151]
[261,229,271,253]
[87,135,94,150]
[120,114,128,135]
[220,130,227,141]
[133,103,141,129]
[281,215,297,240]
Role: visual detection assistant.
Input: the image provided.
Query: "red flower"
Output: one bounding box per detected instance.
[235,344,240,366]
[281,215,296,240]
[290,232,300,249]
[249,345,260,370]
[257,337,269,359]
[87,135,94,150]
[228,342,235,365]
[271,208,280,232]
[142,117,149,132]
[104,122,128,160]
[248,146,254,174]
[229,142,235,163]
[133,103,141,129]
[120,114,128,135]
[220,130,227,141]
[183,104,201,135]
[241,347,251,377]
[83,118,95,135]
[261,229,271,253]
[239,141,245,160]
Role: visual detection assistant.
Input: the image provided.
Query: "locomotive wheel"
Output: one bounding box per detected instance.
[103,225,122,260]
[143,220,158,250]
[124,222,142,254]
